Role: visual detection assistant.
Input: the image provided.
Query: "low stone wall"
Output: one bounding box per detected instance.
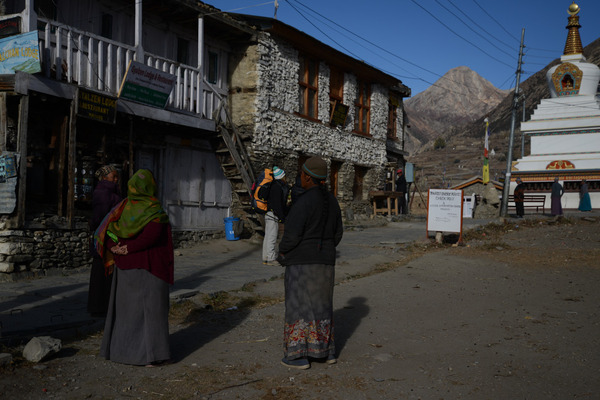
[0,214,226,279]
[0,215,91,279]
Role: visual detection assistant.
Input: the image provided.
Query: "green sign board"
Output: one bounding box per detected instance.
[118,61,176,109]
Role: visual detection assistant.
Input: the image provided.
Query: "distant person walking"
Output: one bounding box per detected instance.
[395,168,407,214]
[578,179,592,212]
[551,177,564,216]
[88,165,122,317]
[277,156,343,370]
[96,169,174,367]
[513,178,526,218]
[263,166,289,266]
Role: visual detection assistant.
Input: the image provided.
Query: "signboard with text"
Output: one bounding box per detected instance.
[427,189,463,233]
[78,88,117,124]
[0,31,41,74]
[118,61,176,108]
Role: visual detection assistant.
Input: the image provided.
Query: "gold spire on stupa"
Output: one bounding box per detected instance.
[563,2,583,55]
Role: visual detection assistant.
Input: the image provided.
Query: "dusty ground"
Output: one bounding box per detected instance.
[1,216,599,399]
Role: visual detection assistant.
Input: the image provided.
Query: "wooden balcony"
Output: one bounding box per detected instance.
[36,17,223,120]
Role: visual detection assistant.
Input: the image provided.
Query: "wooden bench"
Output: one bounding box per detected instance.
[508,194,546,214]
[369,191,403,216]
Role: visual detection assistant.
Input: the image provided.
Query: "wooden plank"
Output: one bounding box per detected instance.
[66,93,78,228]
[0,75,15,91]
[57,115,68,217]
[16,95,29,228]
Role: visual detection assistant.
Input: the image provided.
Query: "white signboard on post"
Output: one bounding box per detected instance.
[427,189,463,233]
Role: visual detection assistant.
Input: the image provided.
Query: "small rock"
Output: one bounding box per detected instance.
[32,365,48,370]
[23,336,62,362]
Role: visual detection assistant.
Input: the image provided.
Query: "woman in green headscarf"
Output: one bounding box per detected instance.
[98,169,174,366]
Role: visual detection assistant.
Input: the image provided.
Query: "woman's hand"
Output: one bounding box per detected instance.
[110,243,129,255]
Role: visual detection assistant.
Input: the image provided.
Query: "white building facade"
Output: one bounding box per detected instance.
[513,2,600,210]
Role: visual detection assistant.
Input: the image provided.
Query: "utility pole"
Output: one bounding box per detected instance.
[521,95,526,159]
[500,28,525,217]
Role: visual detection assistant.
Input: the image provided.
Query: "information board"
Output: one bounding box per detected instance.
[427,189,463,233]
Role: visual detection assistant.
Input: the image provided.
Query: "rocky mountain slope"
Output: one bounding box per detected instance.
[404,66,509,152]
[407,37,600,191]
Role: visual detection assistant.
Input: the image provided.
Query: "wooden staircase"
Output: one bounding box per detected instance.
[211,102,264,234]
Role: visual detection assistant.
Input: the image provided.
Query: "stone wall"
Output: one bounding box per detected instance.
[0,215,91,279]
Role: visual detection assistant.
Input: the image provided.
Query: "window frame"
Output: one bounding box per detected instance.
[387,95,399,140]
[298,55,319,120]
[354,81,370,136]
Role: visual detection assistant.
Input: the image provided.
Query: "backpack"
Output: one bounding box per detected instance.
[250,168,273,214]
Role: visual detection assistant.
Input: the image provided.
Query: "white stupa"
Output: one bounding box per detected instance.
[513,1,600,210]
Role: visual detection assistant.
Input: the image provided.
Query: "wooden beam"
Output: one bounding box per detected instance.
[16,95,29,228]
[129,118,134,178]
[57,115,68,216]
[66,92,78,228]
[0,93,7,152]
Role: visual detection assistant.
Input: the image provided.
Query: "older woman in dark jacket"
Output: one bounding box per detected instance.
[278,156,343,370]
[87,165,122,316]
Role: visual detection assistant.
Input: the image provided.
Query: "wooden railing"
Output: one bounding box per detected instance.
[36,18,224,118]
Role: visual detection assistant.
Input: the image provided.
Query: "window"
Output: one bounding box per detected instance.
[329,161,342,197]
[298,55,318,119]
[387,95,399,140]
[207,51,218,84]
[354,81,370,135]
[177,37,189,64]
[329,67,344,120]
[101,14,113,40]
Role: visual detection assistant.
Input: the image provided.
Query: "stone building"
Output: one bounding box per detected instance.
[226,15,411,219]
[0,0,255,276]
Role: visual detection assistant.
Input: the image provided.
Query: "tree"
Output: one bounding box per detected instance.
[433,137,446,150]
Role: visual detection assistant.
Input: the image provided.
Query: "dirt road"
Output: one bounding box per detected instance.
[1,216,599,399]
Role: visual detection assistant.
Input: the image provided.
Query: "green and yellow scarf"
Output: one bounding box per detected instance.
[108,169,169,239]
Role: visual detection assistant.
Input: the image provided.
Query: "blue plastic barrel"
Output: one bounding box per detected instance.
[224,217,240,240]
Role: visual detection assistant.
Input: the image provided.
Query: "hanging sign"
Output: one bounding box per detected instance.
[426,189,463,233]
[0,17,20,39]
[118,60,176,108]
[0,31,41,74]
[77,88,117,124]
[330,101,349,127]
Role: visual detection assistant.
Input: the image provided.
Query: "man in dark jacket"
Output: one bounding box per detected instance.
[513,178,526,218]
[277,156,343,370]
[395,168,408,214]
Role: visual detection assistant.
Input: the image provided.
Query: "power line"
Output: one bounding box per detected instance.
[447,0,517,53]
[471,0,520,44]
[435,0,516,60]
[286,0,499,98]
[410,0,515,69]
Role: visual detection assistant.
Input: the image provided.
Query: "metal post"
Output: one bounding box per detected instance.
[134,0,144,62]
[500,28,525,217]
[521,95,526,158]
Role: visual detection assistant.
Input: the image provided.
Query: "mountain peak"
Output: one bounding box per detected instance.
[404,66,509,148]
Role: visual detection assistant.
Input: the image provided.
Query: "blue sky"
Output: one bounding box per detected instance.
[208,0,600,96]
